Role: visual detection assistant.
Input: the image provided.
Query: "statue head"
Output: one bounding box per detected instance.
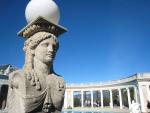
[34,37,57,64]
[23,31,59,90]
[24,31,59,66]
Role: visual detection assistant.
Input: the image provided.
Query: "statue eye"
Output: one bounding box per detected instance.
[41,43,48,47]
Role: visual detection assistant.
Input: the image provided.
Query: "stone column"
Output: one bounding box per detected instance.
[81,90,84,107]
[146,85,150,101]
[138,85,146,112]
[109,89,113,108]
[134,86,138,103]
[100,90,103,108]
[71,90,74,108]
[91,90,93,107]
[63,91,67,108]
[118,88,123,109]
[126,87,131,108]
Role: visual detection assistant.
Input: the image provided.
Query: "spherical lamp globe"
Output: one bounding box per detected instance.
[25,0,60,24]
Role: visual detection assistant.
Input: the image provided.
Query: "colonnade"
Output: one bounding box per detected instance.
[64,86,138,109]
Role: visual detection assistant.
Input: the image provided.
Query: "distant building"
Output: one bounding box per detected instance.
[64,73,150,113]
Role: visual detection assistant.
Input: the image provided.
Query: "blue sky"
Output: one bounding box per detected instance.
[0,0,150,83]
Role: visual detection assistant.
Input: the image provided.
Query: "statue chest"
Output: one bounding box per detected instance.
[25,76,47,96]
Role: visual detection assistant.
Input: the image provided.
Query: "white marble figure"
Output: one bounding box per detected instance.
[130,100,141,113]
[7,32,66,113]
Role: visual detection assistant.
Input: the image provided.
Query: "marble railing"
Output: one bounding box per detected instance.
[67,73,150,88]
[0,80,8,85]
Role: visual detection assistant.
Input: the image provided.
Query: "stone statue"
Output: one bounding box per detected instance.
[7,31,66,113]
[7,0,67,112]
[130,100,141,113]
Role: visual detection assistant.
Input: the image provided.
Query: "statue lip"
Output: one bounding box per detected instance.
[46,53,54,58]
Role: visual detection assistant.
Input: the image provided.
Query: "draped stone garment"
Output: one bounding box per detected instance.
[7,70,66,113]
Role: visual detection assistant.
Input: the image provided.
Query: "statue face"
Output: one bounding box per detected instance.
[34,38,57,64]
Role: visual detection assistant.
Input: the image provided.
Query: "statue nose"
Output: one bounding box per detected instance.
[48,45,54,52]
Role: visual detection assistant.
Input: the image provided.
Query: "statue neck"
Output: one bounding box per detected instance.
[33,58,53,75]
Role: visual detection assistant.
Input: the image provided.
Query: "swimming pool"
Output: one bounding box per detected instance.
[0,110,125,113]
[62,111,124,113]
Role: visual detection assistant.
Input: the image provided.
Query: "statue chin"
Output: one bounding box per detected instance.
[45,57,54,64]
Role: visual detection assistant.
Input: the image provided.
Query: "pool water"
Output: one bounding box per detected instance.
[62,111,123,113]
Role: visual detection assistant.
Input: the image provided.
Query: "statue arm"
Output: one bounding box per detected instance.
[9,70,26,90]
[7,71,20,110]
[9,71,20,89]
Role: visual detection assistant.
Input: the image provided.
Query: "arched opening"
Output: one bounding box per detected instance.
[103,90,110,107]
[73,91,81,107]
[83,91,91,107]
[121,88,129,108]
[0,85,8,109]
[93,90,101,107]
[129,87,135,103]
[112,89,120,108]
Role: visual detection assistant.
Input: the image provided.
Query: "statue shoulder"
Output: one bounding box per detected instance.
[48,73,66,87]
[47,73,66,91]
[56,74,65,82]
[9,69,25,79]
[9,69,26,88]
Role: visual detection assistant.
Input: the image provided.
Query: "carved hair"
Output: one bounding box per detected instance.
[23,31,59,90]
